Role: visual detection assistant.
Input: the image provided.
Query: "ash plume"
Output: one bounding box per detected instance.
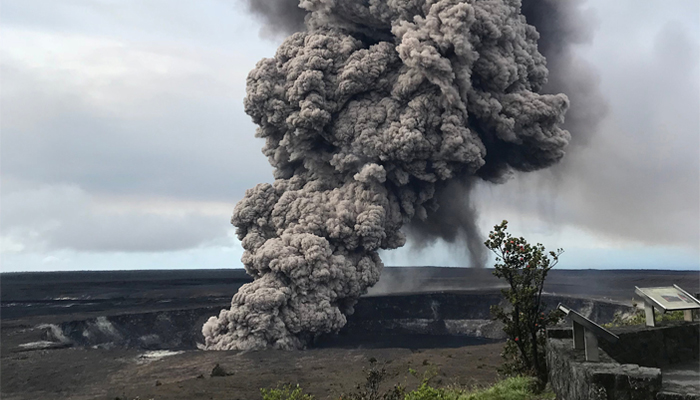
[203,0,571,350]
[407,178,487,269]
[237,0,603,263]
[520,0,607,149]
[239,0,306,38]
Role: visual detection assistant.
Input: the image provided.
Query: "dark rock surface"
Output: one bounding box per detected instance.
[659,361,700,399]
[1,267,698,399]
[602,322,700,368]
[13,291,632,351]
[3,268,697,323]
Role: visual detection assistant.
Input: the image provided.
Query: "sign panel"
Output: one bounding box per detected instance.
[635,285,700,312]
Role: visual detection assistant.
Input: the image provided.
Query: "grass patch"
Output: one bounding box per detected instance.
[456,377,555,400]
[404,377,554,400]
[261,377,554,400]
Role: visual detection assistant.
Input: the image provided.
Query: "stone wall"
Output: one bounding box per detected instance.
[600,322,699,368]
[546,334,662,400]
[546,322,700,400]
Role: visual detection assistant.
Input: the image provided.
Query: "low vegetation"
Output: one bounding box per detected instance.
[603,306,685,328]
[261,361,555,400]
[341,363,404,400]
[261,384,315,400]
[457,377,555,400]
[260,376,554,400]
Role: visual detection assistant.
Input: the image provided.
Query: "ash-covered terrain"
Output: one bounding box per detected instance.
[1,267,697,399]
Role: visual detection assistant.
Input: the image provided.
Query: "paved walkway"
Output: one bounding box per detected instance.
[661,360,700,397]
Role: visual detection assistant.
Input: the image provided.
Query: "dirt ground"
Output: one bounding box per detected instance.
[1,341,505,400]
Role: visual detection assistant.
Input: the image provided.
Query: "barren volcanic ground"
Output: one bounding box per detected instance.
[1,267,698,400]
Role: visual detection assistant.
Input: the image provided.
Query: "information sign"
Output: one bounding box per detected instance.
[634,284,700,326]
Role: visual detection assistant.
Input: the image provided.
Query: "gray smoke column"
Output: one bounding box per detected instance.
[520,0,607,149]
[203,0,570,350]
[239,0,306,37]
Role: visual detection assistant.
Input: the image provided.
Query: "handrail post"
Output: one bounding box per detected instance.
[684,310,693,322]
[644,301,656,327]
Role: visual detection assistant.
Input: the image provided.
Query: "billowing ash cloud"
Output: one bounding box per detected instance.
[238,0,605,261]
[203,0,570,350]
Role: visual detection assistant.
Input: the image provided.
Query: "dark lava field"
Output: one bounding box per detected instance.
[1,267,698,400]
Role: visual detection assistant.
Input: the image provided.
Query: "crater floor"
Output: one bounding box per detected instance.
[1,267,697,399]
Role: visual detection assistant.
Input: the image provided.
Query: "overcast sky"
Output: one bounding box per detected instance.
[1,0,698,272]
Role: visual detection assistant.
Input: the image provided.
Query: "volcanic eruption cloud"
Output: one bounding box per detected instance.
[203,0,576,350]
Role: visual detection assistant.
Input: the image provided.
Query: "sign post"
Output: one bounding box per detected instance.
[558,303,619,362]
[634,285,700,327]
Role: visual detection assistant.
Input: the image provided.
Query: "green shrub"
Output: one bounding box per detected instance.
[604,307,685,328]
[401,366,453,400]
[261,384,315,400]
[484,221,563,390]
[404,382,452,400]
[341,363,404,400]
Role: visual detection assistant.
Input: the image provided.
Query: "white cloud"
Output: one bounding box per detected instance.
[1,27,251,119]
[1,245,245,272]
[0,0,697,271]
[0,237,25,254]
[0,181,233,253]
[0,27,274,201]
